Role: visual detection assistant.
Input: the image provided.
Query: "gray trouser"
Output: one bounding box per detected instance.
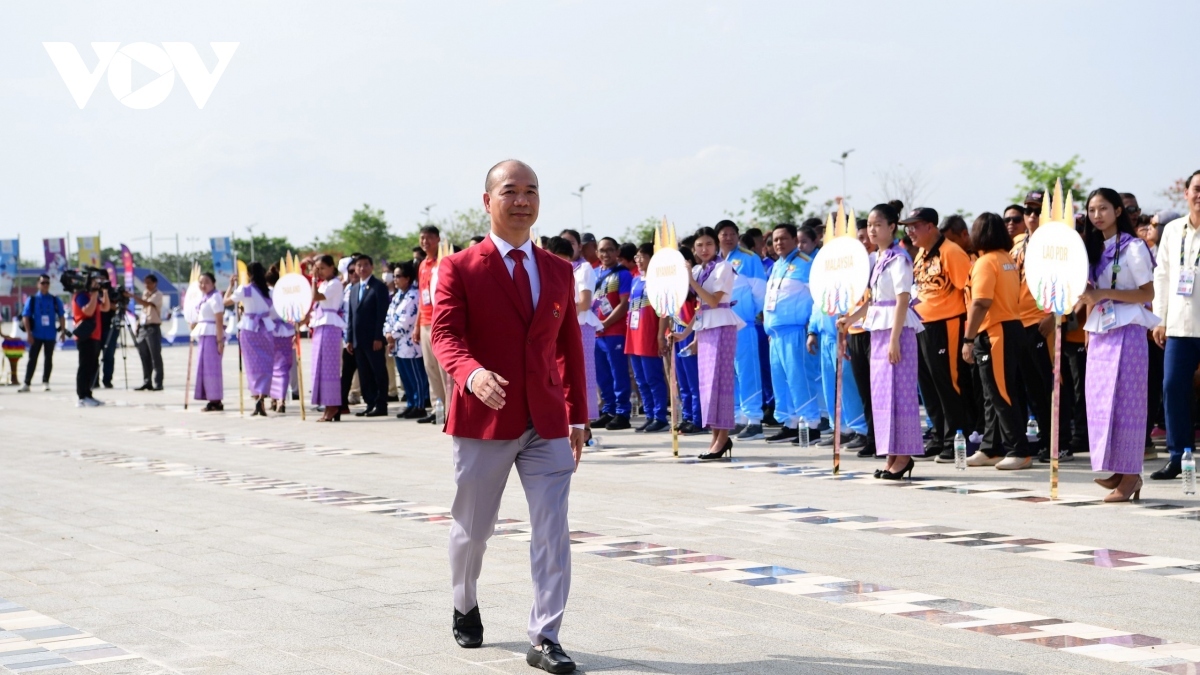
[450,429,574,646]
[135,324,163,387]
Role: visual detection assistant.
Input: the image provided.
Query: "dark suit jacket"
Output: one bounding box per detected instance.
[347,276,388,348]
[431,236,587,440]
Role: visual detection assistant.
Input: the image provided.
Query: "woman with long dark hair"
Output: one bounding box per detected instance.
[191,272,225,411]
[305,255,345,422]
[1079,188,1158,501]
[677,226,743,459]
[961,213,1037,468]
[224,261,275,416]
[839,204,924,479]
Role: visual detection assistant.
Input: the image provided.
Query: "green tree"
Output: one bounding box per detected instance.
[728,174,819,227]
[1013,155,1091,204]
[316,204,402,262]
[233,235,299,268]
[623,216,661,245]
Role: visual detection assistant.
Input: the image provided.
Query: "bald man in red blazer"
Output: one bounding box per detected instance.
[431,160,586,674]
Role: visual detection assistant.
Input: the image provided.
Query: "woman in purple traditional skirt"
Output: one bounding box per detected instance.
[266,264,295,415]
[191,273,225,411]
[839,204,924,479]
[1079,188,1158,502]
[305,255,345,422]
[225,262,275,417]
[676,227,744,460]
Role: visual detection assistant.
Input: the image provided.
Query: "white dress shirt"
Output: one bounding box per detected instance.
[1153,215,1200,338]
[489,232,540,308]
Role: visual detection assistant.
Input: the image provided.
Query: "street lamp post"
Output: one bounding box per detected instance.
[245,222,259,262]
[831,149,855,197]
[571,184,590,229]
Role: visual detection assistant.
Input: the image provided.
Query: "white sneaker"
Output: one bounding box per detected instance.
[84,397,104,407]
[17,384,30,392]
[996,456,1032,470]
[966,451,1002,467]
[76,399,86,408]
[43,384,50,392]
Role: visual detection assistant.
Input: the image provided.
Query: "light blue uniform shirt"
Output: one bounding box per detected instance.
[722,247,767,324]
[763,248,815,332]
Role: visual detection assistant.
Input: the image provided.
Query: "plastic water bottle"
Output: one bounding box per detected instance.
[954,430,967,471]
[587,435,602,451]
[1025,416,1039,443]
[798,416,809,448]
[434,399,445,426]
[1183,448,1196,496]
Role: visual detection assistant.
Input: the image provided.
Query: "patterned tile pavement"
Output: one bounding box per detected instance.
[0,598,140,673]
[127,425,377,457]
[60,448,1200,674]
[715,503,1200,583]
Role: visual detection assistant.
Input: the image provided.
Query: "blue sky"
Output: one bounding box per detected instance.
[2,1,1196,257]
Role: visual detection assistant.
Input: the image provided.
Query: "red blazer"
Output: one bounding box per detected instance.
[431,236,588,440]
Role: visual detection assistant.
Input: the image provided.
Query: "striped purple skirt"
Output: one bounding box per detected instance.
[194,335,223,401]
[1086,324,1148,474]
[310,325,342,406]
[580,327,599,420]
[271,335,294,400]
[698,325,737,430]
[870,328,923,456]
[240,328,273,397]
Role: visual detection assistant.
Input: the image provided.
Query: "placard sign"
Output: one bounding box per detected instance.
[810,236,870,316]
[645,248,690,318]
[1023,223,1088,315]
[272,274,312,323]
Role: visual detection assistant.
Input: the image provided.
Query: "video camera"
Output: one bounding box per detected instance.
[60,267,131,306]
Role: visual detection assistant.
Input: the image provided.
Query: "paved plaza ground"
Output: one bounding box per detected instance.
[2,343,1200,674]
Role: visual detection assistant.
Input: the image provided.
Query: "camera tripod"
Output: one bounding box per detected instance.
[94,298,136,390]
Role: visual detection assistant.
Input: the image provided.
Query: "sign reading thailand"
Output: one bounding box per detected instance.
[1023,180,1088,316]
[810,204,870,316]
[645,218,691,318]
[271,252,312,323]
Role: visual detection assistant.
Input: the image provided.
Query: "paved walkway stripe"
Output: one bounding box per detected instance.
[0,598,141,673]
[127,425,377,457]
[60,449,1200,673]
[715,503,1200,584]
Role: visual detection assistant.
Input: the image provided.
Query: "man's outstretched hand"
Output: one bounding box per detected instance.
[470,370,508,410]
[569,427,586,471]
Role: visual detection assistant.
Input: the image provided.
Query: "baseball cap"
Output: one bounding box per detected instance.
[581,233,597,244]
[1024,190,1045,207]
[899,207,939,225]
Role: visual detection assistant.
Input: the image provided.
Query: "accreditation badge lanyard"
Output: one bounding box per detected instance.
[764,250,797,312]
[1097,242,1122,331]
[1179,226,1200,297]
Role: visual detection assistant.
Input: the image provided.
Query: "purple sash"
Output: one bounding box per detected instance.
[1090,232,1138,285]
[869,243,910,289]
[697,260,718,286]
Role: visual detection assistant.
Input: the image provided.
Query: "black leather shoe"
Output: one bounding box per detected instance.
[593,413,614,428]
[452,607,483,648]
[856,446,876,458]
[1151,459,1182,480]
[643,419,669,433]
[605,416,631,430]
[526,639,575,673]
[634,419,653,433]
[134,384,153,391]
[402,407,427,419]
[364,409,388,417]
[354,407,374,417]
[417,413,436,424]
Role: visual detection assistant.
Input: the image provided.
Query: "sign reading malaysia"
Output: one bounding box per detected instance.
[1023,180,1088,316]
[44,42,238,109]
[810,204,869,316]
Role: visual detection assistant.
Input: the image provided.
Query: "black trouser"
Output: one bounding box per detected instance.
[1021,324,1054,451]
[916,316,975,453]
[100,326,120,386]
[974,321,1033,458]
[1060,337,1089,452]
[847,331,875,453]
[136,324,164,388]
[968,361,986,437]
[24,338,55,385]
[76,338,100,400]
[340,346,357,408]
[1146,333,1165,445]
[353,344,387,413]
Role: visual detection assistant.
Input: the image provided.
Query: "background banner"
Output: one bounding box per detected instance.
[0,239,18,297]
[120,244,135,291]
[77,236,101,268]
[210,237,234,290]
[43,238,66,295]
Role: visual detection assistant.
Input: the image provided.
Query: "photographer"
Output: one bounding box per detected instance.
[73,276,112,407]
[19,274,66,392]
[132,274,164,390]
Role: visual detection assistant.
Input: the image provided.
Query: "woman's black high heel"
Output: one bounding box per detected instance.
[252,398,266,417]
[698,438,733,461]
[873,469,884,479]
[880,457,914,481]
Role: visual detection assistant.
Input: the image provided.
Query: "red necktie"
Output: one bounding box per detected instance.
[507,249,534,321]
